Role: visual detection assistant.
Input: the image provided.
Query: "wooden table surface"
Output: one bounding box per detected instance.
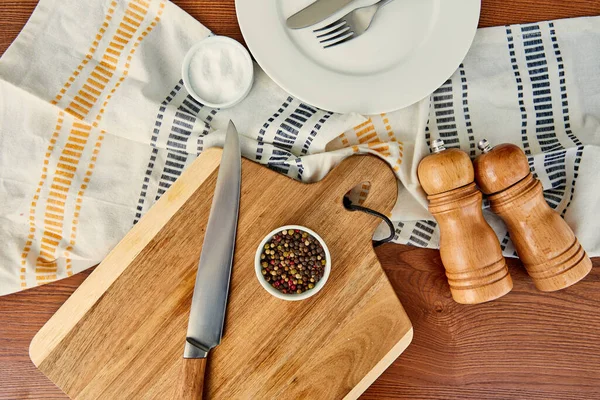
[1,1,599,399]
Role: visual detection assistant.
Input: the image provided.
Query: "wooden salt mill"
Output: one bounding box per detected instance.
[473,139,592,291]
[417,139,513,304]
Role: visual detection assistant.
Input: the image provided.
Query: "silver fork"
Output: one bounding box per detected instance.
[314,0,395,48]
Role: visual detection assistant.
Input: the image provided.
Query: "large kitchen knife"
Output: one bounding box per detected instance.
[178,121,241,400]
[286,0,355,29]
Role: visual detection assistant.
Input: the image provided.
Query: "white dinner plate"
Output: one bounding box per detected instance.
[236,0,480,114]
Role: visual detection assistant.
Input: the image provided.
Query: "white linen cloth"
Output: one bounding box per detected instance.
[0,0,599,296]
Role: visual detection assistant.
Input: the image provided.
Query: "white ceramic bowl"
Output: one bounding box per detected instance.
[255,225,331,301]
[181,35,254,109]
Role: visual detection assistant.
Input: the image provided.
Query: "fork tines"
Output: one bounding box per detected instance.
[314,19,354,48]
[314,18,346,33]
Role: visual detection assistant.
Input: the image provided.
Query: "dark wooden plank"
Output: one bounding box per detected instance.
[479,0,600,27]
[2,250,599,399]
[3,0,600,56]
[364,246,600,400]
[1,0,600,399]
[0,270,92,400]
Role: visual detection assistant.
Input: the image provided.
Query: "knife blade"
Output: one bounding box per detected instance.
[178,120,241,400]
[286,0,355,29]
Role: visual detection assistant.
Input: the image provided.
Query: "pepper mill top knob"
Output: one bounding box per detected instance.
[478,139,493,153]
[431,138,446,153]
[418,139,474,195]
[473,140,531,195]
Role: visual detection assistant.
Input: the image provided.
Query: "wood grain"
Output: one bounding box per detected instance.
[363,248,600,400]
[28,150,222,366]
[1,1,600,399]
[178,358,207,400]
[4,252,600,400]
[29,150,412,399]
[418,148,512,304]
[473,144,592,292]
[3,0,600,58]
[490,174,592,291]
[472,143,532,195]
[417,148,475,196]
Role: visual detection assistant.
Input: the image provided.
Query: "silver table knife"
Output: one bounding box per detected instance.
[286,0,355,29]
[178,120,241,400]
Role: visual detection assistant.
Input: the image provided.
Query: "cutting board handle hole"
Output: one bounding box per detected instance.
[344,181,372,207]
[343,181,395,247]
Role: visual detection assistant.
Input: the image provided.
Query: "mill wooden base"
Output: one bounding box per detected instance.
[526,241,592,292]
[418,146,512,304]
[428,183,513,304]
[488,173,592,292]
[29,149,413,400]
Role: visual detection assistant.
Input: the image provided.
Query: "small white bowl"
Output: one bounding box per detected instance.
[255,225,331,301]
[181,35,254,109]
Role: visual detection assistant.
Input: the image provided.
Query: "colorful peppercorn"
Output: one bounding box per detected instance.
[260,228,326,295]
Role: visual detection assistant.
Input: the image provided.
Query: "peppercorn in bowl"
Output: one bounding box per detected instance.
[255,225,331,301]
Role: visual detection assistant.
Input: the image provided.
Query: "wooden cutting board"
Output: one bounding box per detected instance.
[30,148,413,399]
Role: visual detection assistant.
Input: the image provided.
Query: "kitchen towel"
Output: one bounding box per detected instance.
[1,0,599,296]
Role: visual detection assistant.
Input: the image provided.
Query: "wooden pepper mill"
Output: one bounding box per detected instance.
[418,139,513,304]
[473,139,592,291]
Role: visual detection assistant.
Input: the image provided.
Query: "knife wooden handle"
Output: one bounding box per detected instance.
[178,358,207,399]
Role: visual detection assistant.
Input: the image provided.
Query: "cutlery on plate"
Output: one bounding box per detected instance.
[286,0,356,29]
[315,0,395,48]
[178,120,241,399]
